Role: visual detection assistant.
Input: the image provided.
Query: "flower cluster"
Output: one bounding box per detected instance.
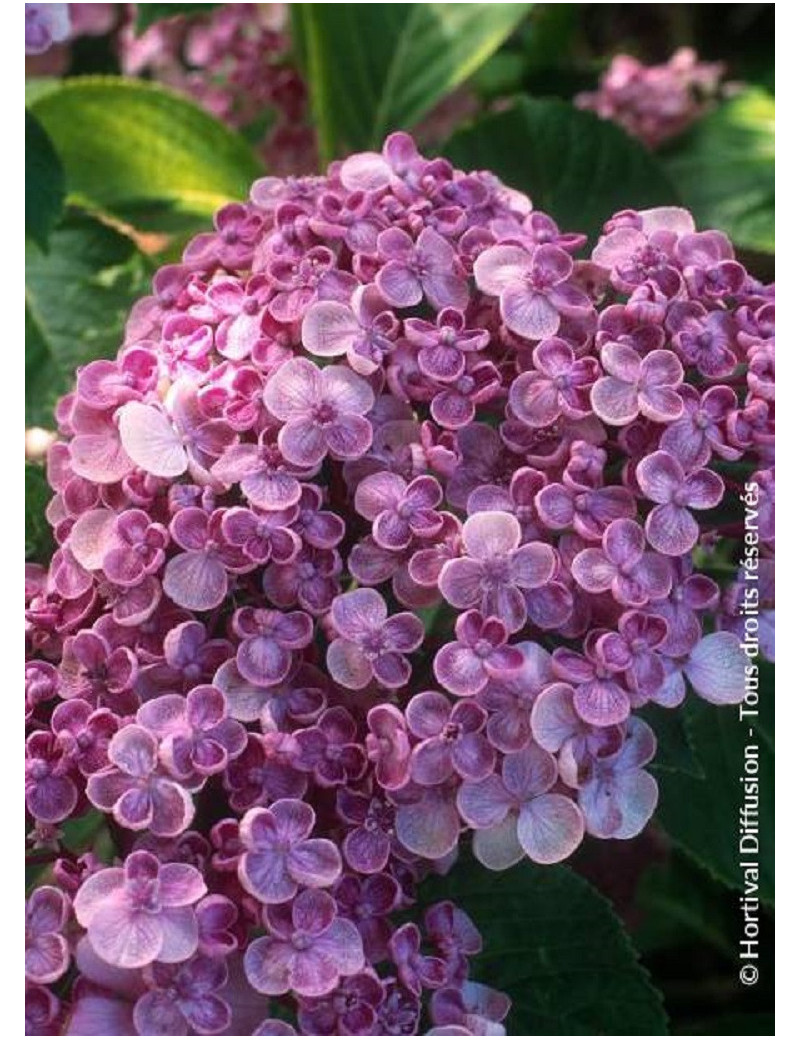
[575,47,726,148]
[119,3,316,175]
[25,131,773,1034]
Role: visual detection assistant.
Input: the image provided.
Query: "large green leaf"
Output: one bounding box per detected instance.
[295,3,533,160]
[25,111,65,251]
[634,853,739,960]
[421,857,668,1035]
[640,703,704,778]
[26,212,152,426]
[655,693,774,904]
[443,97,678,240]
[663,88,775,252]
[25,462,54,564]
[134,3,222,33]
[29,78,261,229]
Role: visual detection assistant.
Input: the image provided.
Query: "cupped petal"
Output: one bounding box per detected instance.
[163,552,228,612]
[580,769,658,840]
[685,632,747,704]
[517,793,584,864]
[287,839,342,888]
[158,863,207,907]
[109,725,157,778]
[406,691,450,739]
[439,558,485,609]
[434,644,486,698]
[213,660,268,723]
[156,906,200,963]
[327,638,372,690]
[472,815,525,871]
[395,790,461,860]
[117,402,187,479]
[573,680,630,727]
[457,775,511,829]
[473,245,530,296]
[237,636,292,688]
[301,301,359,358]
[644,503,699,556]
[684,469,725,509]
[383,613,424,652]
[571,548,615,594]
[150,779,195,837]
[26,933,70,985]
[373,651,412,689]
[510,542,556,588]
[331,588,386,638]
[452,732,496,782]
[321,365,375,416]
[529,683,580,753]
[501,285,560,341]
[70,509,119,572]
[376,261,422,308]
[325,414,374,460]
[604,517,645,566]
[279,419,327,468]
[639,386,684,424]
[239,850,295,905]
[354,472,406,520]
[509,373,561,428]
[263,358,319,420]
[599,341,641,382]
[73,868,125,927]
[244,936,294,996]
[590,377,639,426]
[411,739,454,787]
[133,991,188,1036]
[636,451,683,504]
[87,905,163,969]
[462,511,521,560]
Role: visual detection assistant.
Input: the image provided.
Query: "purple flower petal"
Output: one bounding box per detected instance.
[517,794,584,864]
[117,402,187,478]
[684,632,747,704]
[163,551,229,612]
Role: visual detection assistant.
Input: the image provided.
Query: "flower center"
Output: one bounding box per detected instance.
[313,401,338,425]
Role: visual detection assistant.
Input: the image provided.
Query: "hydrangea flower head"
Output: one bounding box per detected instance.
[25,128,769,1034]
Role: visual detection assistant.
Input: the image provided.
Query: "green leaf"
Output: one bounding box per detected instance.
[25,463,54,564]
[634,853,738,959]
[26,212,153,426]
[663,88,775,252]
[421,857,668,1035]
[26,111,65,251]
[29,78,262,229]
[655,694,774,904]
[61,810,107,854]
[640,703,704,777]
[134,3,221,34]
[295,3,533,160]
[443,97,678,240]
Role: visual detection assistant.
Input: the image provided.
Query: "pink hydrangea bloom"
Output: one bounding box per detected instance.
[25,129,770,1034]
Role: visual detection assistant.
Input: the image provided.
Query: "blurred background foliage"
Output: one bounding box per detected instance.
[25,4,774,1035]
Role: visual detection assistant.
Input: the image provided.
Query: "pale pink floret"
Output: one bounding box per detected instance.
[73,850,206,969]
